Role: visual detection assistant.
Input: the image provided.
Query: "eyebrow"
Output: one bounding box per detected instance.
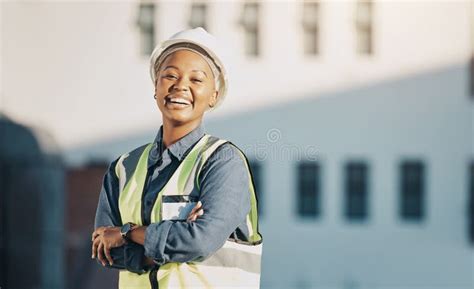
[163,65,208,78]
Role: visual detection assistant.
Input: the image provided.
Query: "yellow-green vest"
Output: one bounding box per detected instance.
[115,134,263,289]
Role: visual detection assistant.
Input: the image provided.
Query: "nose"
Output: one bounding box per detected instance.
[170,77,189,92]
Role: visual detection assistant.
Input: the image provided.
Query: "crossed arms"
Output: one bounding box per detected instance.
[91,143,251,272]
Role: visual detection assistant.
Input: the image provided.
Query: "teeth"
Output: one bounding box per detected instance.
[168,97,191,105]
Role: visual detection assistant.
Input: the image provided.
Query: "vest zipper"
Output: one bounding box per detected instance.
[145,156,162,288]
[149,266,159,289]
[141,166,152,226]
[142,158,163,225]
[140,161,157,226]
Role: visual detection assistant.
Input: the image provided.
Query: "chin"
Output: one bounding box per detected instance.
[164,111,195,125]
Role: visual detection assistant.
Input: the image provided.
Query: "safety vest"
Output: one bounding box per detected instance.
[115,134,263,289]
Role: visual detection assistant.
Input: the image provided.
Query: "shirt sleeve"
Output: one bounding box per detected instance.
[143,143,251,264]
[94,158,121,229]
[93,157,147,274]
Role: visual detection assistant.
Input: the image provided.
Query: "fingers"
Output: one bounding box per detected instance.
[194,209,204,221]
[104,244,114,266]
[91,229,99,241]
[91,226,107,241]
[92,237,100,259]
[92,227,119,266]
[92,231,99,241]
[187,201,202,219]
[97,242,106,266]
[187,208,204,222]
[188,201,202,217]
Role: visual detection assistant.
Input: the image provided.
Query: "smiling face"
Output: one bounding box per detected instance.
[154,49,218,127]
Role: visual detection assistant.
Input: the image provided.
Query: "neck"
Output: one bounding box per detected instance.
[162,118,202,148]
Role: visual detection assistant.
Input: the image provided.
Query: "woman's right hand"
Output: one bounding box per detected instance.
[187,201,204,222]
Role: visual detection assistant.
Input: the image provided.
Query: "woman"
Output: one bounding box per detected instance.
[91,27,263,289]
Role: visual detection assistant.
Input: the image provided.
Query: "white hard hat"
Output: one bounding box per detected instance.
[149,27,228,110]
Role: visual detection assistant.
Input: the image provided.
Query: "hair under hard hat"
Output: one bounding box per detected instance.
[149,27,228,110]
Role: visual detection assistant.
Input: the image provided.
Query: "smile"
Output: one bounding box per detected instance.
[164,96,192,109]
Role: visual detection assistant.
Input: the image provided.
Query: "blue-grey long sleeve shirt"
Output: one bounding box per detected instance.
[93,122,251,272]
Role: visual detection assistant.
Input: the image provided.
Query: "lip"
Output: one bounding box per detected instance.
[164,94,193,109]
[165,102,190,110]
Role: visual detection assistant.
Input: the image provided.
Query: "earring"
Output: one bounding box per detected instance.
[153,94,157,99]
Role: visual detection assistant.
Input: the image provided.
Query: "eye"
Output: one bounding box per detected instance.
[163,74,177,79]
[192,78,203,83]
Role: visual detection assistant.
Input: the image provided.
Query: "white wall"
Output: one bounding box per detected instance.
[204,63,473,289]
[1,1,155,147]
[1,0,472,150]
[1,2,473,287]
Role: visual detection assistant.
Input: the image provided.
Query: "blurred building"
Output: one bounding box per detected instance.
[1,1,473,289]
[0,115,65,289]
[65,161,119,289]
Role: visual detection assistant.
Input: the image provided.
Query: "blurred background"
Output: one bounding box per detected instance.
[1,0,473,288]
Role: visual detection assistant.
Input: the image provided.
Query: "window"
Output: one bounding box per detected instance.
[239,1,260,57]
[189,2,208,31]
[136,2,156,56]
[297,162,321,218]
[355,0,373,55]
[248,160,263,216]
[344,162,368,220]
[469,162,474,245]
[302,1,320,55]
[399,160,425,221]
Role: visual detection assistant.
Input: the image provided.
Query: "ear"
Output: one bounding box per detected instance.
[209,90,219,108]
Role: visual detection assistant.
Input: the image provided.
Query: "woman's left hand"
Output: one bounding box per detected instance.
[187,201,204,222]
[91,226,125,266]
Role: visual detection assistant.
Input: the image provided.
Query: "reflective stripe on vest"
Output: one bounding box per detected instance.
[116,134,263,289]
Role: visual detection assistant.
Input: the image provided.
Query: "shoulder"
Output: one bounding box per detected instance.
[112,143,152,179]
[198,139,251,195]
[199,138,250,180]
[120,143,152,161]
[117,143,151,164]
[206,138,249,166]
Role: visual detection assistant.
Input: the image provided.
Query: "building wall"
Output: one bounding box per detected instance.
[1,1,472,289]
[0,117,65,289]
[1,0,471,150]
[65,163,118,289]
[205,63,473,289]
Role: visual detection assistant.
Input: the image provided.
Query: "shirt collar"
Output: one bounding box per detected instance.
[148,122,206,168]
